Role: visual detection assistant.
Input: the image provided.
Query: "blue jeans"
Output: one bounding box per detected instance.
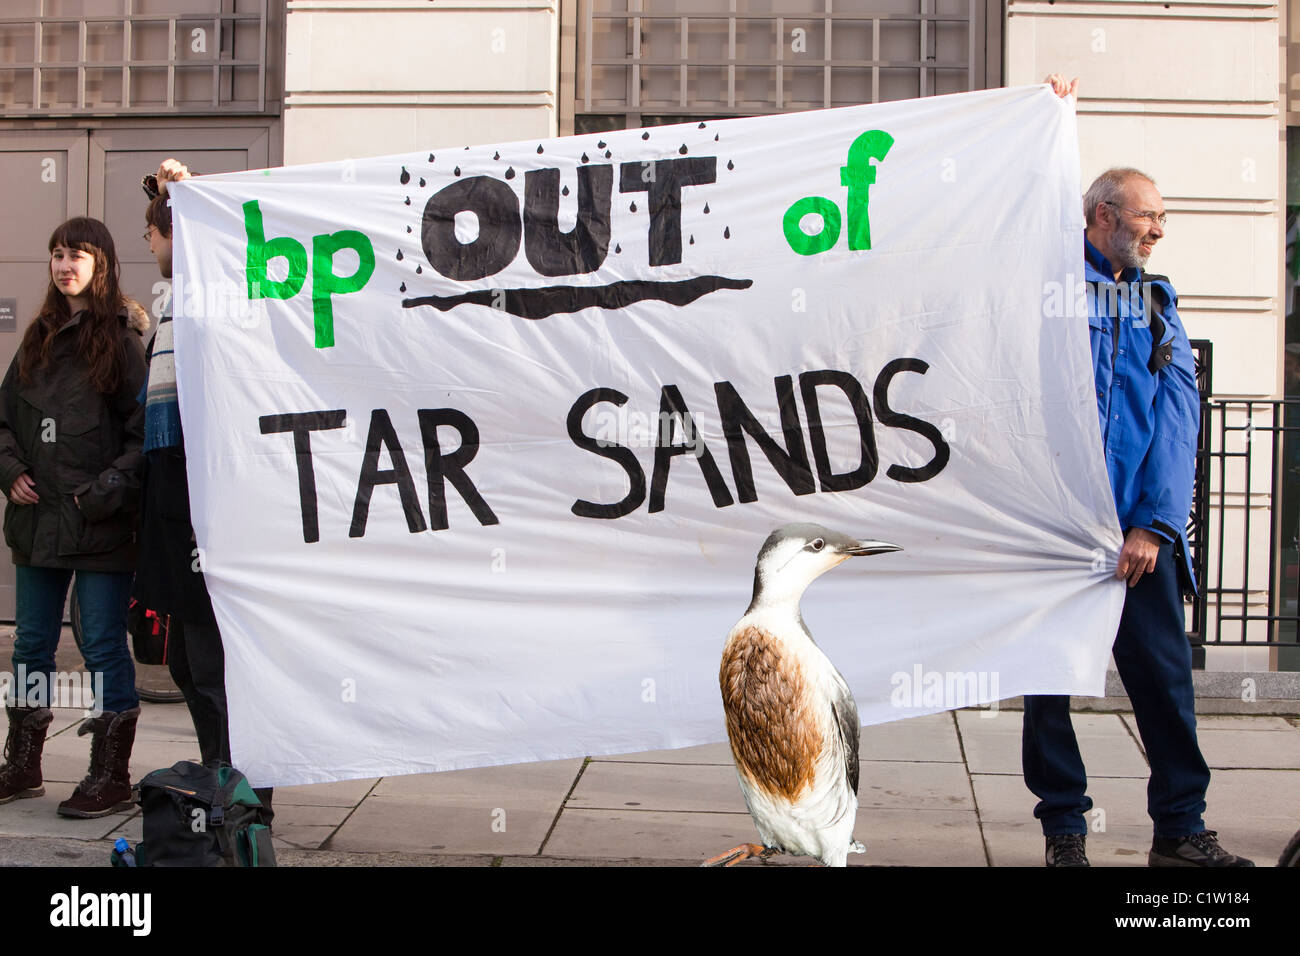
[1022,543,1209,838]
[11,565,137,714]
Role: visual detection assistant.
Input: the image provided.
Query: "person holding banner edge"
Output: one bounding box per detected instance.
[136,160,273,822]
[1021,75,1250,867]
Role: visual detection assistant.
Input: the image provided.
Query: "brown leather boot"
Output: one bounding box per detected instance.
[0,706,54,804]
[57,707,139,819]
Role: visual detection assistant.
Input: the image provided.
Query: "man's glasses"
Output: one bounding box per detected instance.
[1103,201,1167,228]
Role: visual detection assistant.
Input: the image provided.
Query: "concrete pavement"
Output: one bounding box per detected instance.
[2,700,1297,866]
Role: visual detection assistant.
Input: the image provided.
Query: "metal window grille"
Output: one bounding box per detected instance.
[0,0,271,115]
[576,0,994,132]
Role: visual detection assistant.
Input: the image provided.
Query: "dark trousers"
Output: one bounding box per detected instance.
[1022,543,1209,838]
[168,619,273,823]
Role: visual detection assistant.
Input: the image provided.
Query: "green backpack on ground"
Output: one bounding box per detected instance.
[119,760,275,867]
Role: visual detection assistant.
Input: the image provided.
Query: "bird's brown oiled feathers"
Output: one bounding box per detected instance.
[719,626,821,801]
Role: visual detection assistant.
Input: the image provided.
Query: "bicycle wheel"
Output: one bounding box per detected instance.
[69,587,186,704]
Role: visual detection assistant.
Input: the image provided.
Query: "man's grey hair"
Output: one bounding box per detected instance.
[1083,167,1156,227]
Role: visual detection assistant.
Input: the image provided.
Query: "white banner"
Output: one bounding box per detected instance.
[168,84,1125,787]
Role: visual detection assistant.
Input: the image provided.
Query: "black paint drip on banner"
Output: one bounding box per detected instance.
[401,276,752,319]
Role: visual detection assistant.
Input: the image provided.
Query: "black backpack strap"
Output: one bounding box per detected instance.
[1143,273,1174,375]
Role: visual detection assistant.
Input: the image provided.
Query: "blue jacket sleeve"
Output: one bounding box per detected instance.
[1130,291,1199,543]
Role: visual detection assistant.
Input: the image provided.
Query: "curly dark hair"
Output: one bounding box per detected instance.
[20,217,129,395]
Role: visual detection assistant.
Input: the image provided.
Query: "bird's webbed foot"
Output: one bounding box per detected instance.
[701,843,779,866]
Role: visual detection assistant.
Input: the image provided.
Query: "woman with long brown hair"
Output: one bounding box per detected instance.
[0,216,149,818]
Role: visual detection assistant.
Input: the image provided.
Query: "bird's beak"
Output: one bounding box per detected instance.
[840,540,902,557]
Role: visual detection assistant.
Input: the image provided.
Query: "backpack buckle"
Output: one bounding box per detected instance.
[210,805,224,827]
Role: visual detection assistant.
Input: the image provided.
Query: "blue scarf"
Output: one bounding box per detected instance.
[142,313,182,453]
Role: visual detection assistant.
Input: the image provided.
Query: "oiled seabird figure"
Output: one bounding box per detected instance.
[704,523,901,867]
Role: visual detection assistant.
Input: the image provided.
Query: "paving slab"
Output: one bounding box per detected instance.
[976,767,1297,867]
[596,741,733,765]
[503,852,706,867]
[129,703,199,742]
[1195,715,1299,732]
[569,760,748,813]
[268,802,352,851]
[860,712,962,762]
[32,740,98,786]
[276,777,379,808]
[984,818,1293,869]
[43,738,188,790]
[983,822,1153,867]
[856,807,985,866]
[368,758,582,804]
[129,738,203,775]
[0,835,512,867]
[858,760,974,811]
[1205,768,1300,823]
[38,701,198,783]
[542,805,984,866]
[327,799,558,856]
[274,848,500,866]
[0,790,132,840]
[48,708,90,734]
[572,757,974,814]
[542,807,804,864]
[1196,727,1300,769]
[35,737,199,785]
[1202,825,1299,869]
[0,835,111,867]
[104,812,142,844]
[957,709,1149,777]
[971,772,1152,830]
[980,820,1045,867]
[327,758,583,856]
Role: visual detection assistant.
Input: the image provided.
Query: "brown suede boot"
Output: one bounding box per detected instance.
[0,706,54,804]
[57,707,139,819]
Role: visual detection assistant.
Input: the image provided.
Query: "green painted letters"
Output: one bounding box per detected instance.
[782,197,841,257]
[311,230,376,349]
[782,128,893,255]
[242,199,376,349]
[840,129,894,251]
[243,200,307,301]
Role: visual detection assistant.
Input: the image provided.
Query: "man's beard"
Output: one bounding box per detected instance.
[1111,216,1151,270]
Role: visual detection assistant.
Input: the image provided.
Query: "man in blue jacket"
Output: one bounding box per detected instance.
[1025,77,1252,867]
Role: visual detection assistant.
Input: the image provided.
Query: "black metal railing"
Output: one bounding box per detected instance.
[1187,339,1212,647]
[1188,340,1300,668]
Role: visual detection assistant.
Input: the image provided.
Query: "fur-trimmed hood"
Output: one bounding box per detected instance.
[123,297,152,335]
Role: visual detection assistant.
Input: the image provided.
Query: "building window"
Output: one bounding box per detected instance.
[574,0,1000,133]
[0,0,275,116]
